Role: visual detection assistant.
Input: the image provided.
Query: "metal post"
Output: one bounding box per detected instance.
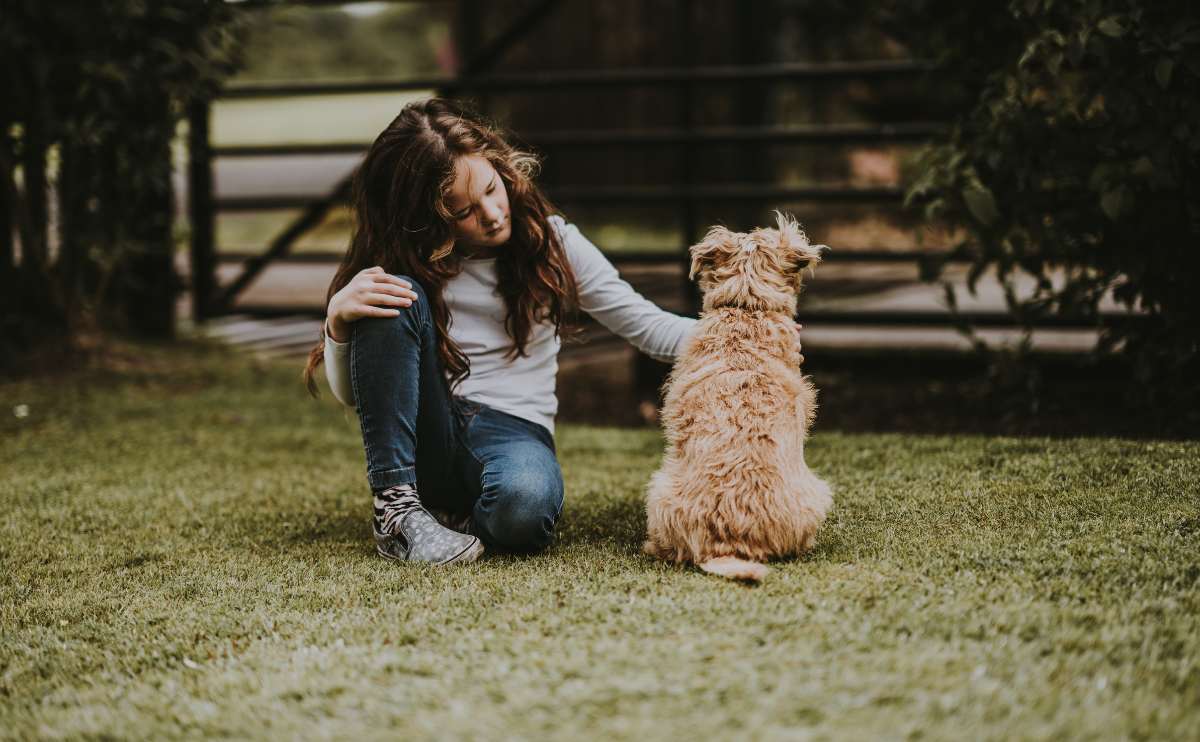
[188,99,215,322]
[0,121,12,282]
[456,0,484,110]
[633,0,699,422]
[736,0,771,231]
[678,0,699,315]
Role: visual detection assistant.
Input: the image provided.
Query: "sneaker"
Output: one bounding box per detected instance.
[373,485,483,565]
[429,506,475,536]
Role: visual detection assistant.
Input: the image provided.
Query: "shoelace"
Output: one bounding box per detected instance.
[378,491,423,535]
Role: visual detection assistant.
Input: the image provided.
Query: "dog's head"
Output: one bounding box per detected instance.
[689,211,826,313]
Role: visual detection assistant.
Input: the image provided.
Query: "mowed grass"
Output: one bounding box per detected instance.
[1,340,1197,740]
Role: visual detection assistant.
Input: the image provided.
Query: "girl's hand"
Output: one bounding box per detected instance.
[326,267,419,342]
[794,322,805,365]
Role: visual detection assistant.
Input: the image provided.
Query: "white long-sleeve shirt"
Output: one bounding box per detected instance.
[324,214,697,434]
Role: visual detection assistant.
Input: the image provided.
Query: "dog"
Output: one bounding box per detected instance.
[643,212,833,582]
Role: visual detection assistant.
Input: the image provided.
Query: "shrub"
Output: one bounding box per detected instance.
[0,1,242,364]
[893,0,1200,408]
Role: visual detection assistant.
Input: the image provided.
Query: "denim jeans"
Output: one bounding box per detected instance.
[348,274,564,552]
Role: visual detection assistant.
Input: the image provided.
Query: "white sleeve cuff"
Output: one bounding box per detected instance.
[323,321,355,407]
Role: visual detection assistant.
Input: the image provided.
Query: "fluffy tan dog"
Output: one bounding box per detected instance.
[644,212,833,582]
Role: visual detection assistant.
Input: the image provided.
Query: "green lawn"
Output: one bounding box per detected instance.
[1,340,1197,739]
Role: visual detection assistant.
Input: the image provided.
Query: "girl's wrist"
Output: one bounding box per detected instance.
[327,314,349,343]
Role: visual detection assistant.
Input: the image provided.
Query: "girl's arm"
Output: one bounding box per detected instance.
[322,267,419,407]
[324,325,355,407]
[554,215,698,362]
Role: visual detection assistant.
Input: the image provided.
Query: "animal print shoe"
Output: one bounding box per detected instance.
[429,506,475,536]
[373,484,484,565]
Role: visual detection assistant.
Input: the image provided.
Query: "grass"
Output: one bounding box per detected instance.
[1,340,1198,740]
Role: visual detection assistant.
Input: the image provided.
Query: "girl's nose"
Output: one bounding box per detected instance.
[482,201,504,226]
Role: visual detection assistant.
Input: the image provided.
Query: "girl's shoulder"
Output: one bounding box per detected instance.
[546,213,589,257]
[547,212,569,237]
[546,213,582,255]
[545,214,612,277]
[547,213,584,246]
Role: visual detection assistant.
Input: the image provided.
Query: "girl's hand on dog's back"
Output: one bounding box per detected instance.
[326,266,420,342]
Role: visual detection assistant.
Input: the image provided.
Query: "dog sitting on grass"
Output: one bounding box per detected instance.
[643,212,833,582]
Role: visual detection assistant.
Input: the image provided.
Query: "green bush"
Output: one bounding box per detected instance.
[0,0,242,360]
[893,0,1200,406]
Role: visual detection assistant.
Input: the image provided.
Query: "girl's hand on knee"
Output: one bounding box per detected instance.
[326,267,419,341]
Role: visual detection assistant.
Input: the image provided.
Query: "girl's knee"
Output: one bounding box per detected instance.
[391,274,427,302]
[476,468,563,552]
[355,274,429,336]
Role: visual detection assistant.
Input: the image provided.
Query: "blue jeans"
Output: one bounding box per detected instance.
[348,275,564,552]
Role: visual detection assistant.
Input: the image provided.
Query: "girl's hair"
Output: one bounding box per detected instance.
[302,98,579,396]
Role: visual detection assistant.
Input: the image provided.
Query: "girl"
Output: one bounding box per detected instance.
[303,98,699,565]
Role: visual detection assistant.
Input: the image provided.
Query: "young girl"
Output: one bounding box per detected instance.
[303,98,699,565]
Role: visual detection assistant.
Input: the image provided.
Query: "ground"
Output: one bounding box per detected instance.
[1,340,1197,739]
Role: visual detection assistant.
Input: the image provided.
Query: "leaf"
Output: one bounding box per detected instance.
[1097,17,1125,38]
[1155,58,1174,89]
[1100,186,1131,220]
[1131,156,1154,178]
[1047,51,1064,76]
[963,185,1000,226]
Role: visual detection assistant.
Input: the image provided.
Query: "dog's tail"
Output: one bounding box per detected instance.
[699,556,768,583]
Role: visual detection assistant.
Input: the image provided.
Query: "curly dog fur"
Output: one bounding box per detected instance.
[643,212,833,582]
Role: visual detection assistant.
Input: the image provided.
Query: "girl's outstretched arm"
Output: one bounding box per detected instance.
[553,215,698,362]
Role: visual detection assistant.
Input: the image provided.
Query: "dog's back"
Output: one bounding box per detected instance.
[644,213,833,581]
[644,307,831,578]
[664,308,814,443]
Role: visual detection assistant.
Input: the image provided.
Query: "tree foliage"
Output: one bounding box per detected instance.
[0,0,241,363]
[891,0,1200,405]
[231,3,450,82]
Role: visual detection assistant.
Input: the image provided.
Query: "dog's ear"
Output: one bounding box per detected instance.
[689,225,738,281]
[773,210,826,271]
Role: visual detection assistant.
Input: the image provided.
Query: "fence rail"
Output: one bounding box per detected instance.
[218,303,1143,331]
[192,0,961,335]
[219,60,933,98]
[215,184,905,212]
[185,0,1138,363]
[213,249,960,265]
[214,122,945,158]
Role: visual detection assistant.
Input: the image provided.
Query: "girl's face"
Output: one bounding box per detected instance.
[445,154,511,252]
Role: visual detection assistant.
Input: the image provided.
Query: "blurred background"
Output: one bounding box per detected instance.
[3,0,1197,435]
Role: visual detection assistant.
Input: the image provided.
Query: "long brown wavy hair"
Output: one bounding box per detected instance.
[302,98,579,396]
